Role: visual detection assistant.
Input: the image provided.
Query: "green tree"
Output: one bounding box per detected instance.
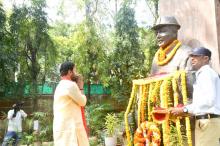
[138,27,157,75]
[144,0,159,22]
[9,0,56,96]
[72,21,108,98]
[50,22,75,63]
[110,3,146,105]
[0,2,17,97]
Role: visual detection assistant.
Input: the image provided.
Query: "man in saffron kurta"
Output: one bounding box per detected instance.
[53,61,89,146]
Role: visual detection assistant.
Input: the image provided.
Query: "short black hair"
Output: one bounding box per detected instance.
[60,61,75,76]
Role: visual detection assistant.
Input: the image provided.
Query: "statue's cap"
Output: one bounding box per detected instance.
[152,16,181,30]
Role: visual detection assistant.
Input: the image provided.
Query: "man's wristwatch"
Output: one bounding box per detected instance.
[183,107,188,113]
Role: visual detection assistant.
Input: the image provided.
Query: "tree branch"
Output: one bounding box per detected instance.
[91,0,98,17]
[144,0,157,21]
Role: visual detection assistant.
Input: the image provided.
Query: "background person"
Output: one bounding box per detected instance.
[2,102,27,146]
[171,47,220,146]
[53,61,89,146]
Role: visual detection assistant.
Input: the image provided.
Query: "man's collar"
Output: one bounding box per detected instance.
[195,64,210,77]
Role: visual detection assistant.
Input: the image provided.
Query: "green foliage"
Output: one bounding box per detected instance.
[72,21,109,85]
[0,2,17,96]
[89,137,99,146]
[86,102,114,136]
[110,3,146,104]
[138,27,157,74]
[50,22,75,63]
[169,124,188,146]
[0,112,7,141]
[21,112,53,144]
[8,0,57,95]
[104,113,120,137]
[51,19,110,87]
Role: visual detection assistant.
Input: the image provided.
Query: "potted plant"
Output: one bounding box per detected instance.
[104,113,119,146]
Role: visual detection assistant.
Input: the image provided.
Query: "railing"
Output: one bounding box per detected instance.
[1,82,111,97]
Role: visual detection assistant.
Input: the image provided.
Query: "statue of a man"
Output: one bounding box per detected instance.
[151,16,195,146]
[151,16,192,75]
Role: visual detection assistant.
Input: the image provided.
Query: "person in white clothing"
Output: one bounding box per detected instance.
[53,61,89,146]
[2,102,27,146]
[171,47,220,146]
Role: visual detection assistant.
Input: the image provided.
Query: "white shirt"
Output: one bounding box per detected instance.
[7,109,27,132]
[186,65,220,115]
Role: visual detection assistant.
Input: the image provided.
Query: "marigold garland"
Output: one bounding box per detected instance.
[140,85,148,123]
[181,71,192,146]
[148,81,162,122]
[134,121,161,146]
[138,85,143,127]
[148,83,155,121]
[172,72,183,146]
[125,84,138,146]
[155,40,181,66]
[126,71,192,146]
[160,78,172,146]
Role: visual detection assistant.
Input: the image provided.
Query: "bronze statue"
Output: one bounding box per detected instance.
[125,16,196,146]
[151,16,192,75]
[151,16,195,146]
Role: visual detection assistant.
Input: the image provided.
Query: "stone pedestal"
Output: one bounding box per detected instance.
[159,0,220,73]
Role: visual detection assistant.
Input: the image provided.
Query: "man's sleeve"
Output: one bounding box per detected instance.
[7,110,14,119]
[20,110,27,118]
[68,82,87,106]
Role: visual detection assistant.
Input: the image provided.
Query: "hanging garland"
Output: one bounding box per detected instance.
[172,72,183,146]
[148,83,155,121]
[124,84,138,146]
[125,71,192,146]
[138,85,143,127]
[181,71,192,146]
[140,85,148,123]
[155,40,181,66]
[134,121,161,146]
[160,78,172,146]
[148,81,162,121]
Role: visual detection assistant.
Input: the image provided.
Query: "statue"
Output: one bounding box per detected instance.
[151,16,192,75]
[124,16,196,146]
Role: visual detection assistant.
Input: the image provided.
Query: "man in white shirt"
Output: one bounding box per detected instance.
[2,102,27,146]
[171,47,220,146]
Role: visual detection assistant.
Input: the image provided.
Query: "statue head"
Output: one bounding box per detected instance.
[152,16,181,48]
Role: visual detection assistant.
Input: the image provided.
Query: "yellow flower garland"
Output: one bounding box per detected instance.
[148,82,155,121]
[155,40,181,66]
[181,71,192,146]
[160,78,172,146]
[141,85,148,123]
[138,85,143,127]
[125,84,138,146]
[172,72,183,146]
[126,71,192,146]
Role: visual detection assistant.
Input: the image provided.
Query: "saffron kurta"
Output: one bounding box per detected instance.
[53,80,89,146]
